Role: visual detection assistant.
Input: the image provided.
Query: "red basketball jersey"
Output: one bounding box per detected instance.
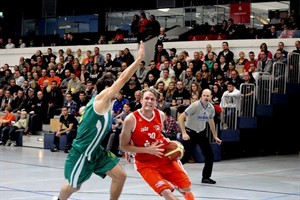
[131,108,169,162]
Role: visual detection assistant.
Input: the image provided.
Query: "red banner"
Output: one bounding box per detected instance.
[230,2,251,24]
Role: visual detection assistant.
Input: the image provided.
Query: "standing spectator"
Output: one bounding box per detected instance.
[131,14,140,37]
[137,12,149,42]
[293,40,300,54]
[217,41,234,64]
[226,18,236,39]
[154,42,169,68]
[47,80,64,119]
[220,81,241,129]
[145,14,161,40]
[178,89,222,184]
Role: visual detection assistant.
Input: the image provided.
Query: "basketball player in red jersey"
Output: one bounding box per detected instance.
[120,88,195,200]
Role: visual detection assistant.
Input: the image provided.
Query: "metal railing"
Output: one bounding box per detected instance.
[239,83,256,117]
[287,52,300,84]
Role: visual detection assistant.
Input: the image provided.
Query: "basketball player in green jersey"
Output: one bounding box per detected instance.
[53,41,145,200]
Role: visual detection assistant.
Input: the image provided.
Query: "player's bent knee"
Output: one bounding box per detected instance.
[107,165,127,183]
[160,188,177,200]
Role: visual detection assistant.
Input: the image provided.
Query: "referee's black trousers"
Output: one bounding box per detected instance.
[180,127,214,179]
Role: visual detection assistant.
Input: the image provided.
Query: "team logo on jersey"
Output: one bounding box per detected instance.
[154,125,160,131]
[155,180,165,188]
[141,126,149,132]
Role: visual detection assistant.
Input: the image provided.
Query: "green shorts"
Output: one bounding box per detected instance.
[64,148,119,188]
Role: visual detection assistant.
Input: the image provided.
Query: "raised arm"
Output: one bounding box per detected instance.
[93,42,145,114]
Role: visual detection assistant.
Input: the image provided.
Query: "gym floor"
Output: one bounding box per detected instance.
[0,146,299,200]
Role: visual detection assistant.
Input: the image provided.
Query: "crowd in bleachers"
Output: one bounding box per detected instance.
[0,8,300,149]
[0,33,299,151]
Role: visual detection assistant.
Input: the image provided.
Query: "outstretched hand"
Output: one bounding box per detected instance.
[137,41,145,60]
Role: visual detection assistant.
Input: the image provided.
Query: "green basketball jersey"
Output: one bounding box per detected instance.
[72,96,112,161]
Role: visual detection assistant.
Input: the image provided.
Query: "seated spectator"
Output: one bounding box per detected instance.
[0,106,15,144]
[236,51,248,66]
[258,43,273,61]
[157,27,167,42]
[27,91,48,134]
[157,91,170,111]
[63,92,77,116]
[5,38,15,49]
[278,24,295,38]
[76,91,89,116]
[96,35,107,45]
[66,72,82,102]
[10,89,26,113]
[1,90,13,112]
[50,106,78,153]
[162,107,180,140]
[269,11,281,24]
[113,29,124,44]
[3,110,28,146]
[111,90,129,117]
[263,25,278,39]
[109,103,132,157]
[129,90,142,111]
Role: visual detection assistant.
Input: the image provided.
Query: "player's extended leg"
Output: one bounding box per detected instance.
[176,187,195,200]
[160,188,180,200]
[57,183,79,200]
[106,164,127,200]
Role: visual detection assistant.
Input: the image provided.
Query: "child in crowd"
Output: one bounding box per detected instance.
[3,110,28,146]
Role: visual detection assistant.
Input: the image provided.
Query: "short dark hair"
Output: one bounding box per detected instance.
[163,107,171,116]
[96,73,116,94]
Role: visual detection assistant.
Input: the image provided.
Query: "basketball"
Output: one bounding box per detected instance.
[164,140,184,161]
